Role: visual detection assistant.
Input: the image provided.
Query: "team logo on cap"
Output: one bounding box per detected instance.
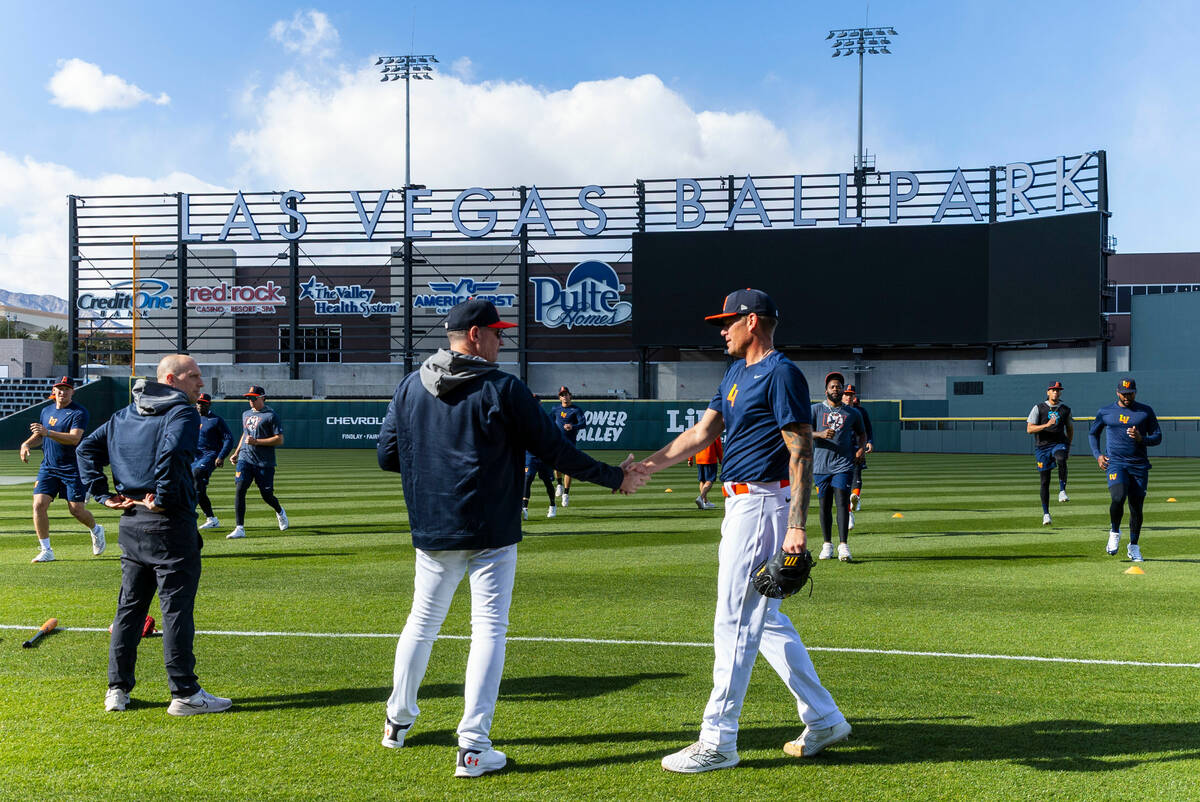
[1122,380,1131,388]
[530,260,632,329]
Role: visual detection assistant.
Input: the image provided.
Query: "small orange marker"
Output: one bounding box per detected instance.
[1124,565,1145,575]
[891,512,904,519]
[664,488,673,493]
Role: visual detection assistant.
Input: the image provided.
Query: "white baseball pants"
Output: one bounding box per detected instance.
[699,482,845,752]
[386,544,517,750]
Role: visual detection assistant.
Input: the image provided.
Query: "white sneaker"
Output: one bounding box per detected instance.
[455,747,507,778]
[547,506,556,518]
[818,542,835,560]
[1043,513,1052,526]
[1058,490,1069,503]
[1106,530,1120,555]
[561,494,569,508]
[522,508,528,521]
[227,526,246,540]
[783,720,852,757]
[853,494,862,511]
[695,496,705,510]
[701,500,717,510]
[1127,543,1144,562]
[848,510,855,530]
[838,542,853,562]
[661,741,740,773]
[31,548,55,563]
[276,510,289,531]
[381,718,410,749]
[199,516,220,530]
[91,524,106,556]
[105,687,129,712]
[555,484,563,498]
[167,688,232,716]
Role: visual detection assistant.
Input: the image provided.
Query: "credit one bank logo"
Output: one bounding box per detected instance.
[529,261,632,329]
[76,279,174,318]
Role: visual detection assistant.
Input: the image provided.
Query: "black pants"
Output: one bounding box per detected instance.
[108,506,202,697]
[523,462,555,506]
[193,465,215,518]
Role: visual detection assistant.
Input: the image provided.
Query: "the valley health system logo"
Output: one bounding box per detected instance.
[299,276,400,317]
[412,278,516,311]
[530,261,632,329]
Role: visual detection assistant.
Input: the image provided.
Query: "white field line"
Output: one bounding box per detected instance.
[3,624,1200,669]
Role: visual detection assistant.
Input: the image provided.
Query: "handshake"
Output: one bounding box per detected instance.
[615,455,653,495]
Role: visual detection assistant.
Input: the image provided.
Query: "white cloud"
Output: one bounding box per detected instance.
[47,59,170,112]
[451,57,474,81]
[0,152,224,296]
[270,10,339,59]
[231,68,843,188]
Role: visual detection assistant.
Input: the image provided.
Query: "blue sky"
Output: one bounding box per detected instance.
[1,1,1197,294]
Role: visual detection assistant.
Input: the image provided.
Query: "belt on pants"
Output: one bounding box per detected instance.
[722,479,790,497]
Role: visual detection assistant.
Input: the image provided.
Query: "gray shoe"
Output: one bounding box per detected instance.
[91,525,106,556]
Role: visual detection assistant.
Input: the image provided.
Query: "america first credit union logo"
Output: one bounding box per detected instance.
[300,276,400,317]
[530,260,632,329]
[412,278,516,311]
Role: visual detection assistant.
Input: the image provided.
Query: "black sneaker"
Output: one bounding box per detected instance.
[381,718,411,749]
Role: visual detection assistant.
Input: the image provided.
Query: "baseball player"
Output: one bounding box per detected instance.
[523,396,558,519]
[1089,377,1161,562]
[193,393,235,530]
[226,385,288,539]
[841,385,872,517]
[637,288,850,774]
[689,436,722,509]
[552,386,586,507]
[813,372,865,562]
[1026,380,1073,525]
[19,377,105,562]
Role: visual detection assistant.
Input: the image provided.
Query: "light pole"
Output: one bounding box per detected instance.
[376,54,438,190]
[828,26,897,218]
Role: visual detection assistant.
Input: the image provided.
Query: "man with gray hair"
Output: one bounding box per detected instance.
[78,354,231,716]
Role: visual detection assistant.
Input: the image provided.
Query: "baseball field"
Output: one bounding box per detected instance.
[1,449,1198,801]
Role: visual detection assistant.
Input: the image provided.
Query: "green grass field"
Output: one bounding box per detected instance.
[2,450,1198,801]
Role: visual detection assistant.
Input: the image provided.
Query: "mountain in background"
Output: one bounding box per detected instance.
[0,289,68,315]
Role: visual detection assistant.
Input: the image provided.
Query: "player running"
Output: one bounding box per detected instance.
[812,372,865,562]
[689,436,722,509]
[552,386,586,507]
[841,385,872,522]
[522,395,558,519]
[1027,380,1073,525]
[226,385,288,539]
[636,288,850,773]
[193,393,234,530]
[19,377,105,562]
[1089,377,1162,562]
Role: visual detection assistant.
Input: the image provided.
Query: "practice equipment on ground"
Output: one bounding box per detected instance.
[752,549,814,599]
[22,618,58,648]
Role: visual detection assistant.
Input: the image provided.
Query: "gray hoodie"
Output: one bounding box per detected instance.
[419,348,498,398]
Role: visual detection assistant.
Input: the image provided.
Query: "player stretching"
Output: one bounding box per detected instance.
[637,288,850,773]
[813,373,865,562]
[193,393,234,530]
[841,385,872,520]
[19,377,105,562]
[1089,378,1161,562]
[553,386,586,507]
[226,385,288,539]
[1026,380,1073,525]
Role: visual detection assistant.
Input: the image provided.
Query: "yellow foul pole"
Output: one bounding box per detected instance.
[131,236,138,380]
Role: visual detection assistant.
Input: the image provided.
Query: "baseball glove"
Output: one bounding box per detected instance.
[751,548,814,599]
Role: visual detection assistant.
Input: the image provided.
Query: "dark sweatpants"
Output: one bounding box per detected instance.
[108,505,202,697]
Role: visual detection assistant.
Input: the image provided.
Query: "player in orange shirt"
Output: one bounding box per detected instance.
[689,437,723,510]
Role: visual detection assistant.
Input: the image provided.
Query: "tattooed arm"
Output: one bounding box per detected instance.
[780,421,813,553]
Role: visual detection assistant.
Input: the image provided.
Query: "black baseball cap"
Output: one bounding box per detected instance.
[52,376,74,388]
[1047,381,1064,391]
[825,371,846,387]
[558,386,571,396]
[444,299,517,332]
[704,288,779,326]
[1117,377,1137,393]
[197,393,212,403]
[244,385,266,398]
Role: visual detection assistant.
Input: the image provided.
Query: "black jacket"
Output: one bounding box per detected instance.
[378,350,623,550]
[77,381,200,517]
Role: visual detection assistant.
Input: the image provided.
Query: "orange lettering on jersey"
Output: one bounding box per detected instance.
[1037,462,1043,468]
[1119,414,1130,424]
[48,417,58,426]
[1109,473,1117,481]
[726,384,738,406]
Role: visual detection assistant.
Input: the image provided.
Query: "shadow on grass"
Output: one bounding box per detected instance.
[201,551,353,560]
[862,554,1087,563]
[898,531,1022,539]
[1145,558,1200,564]
[235,672,684,713]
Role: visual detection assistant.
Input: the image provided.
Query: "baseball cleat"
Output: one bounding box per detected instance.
[837,543,852,562]
[555,484,563,498]
[381,717,411,749]
[1058,490,1069,503]
[455,746,507,778]
[818,542,835,560]
[848,510,855,530]
[695,496,705,510]
[784,720,851,757]
[91,524,106,556]
[167,688,232,716]
[853,494,862,511]
[199,516,220,529]
[276,509,289,530]
[104,687,130,712]
[547,505,556,518]
[1042,513,1052,526]
[31,548,55,563]
[661,741,740,773]
[1127,543,1144,562]
[226,526,246,540]
[561,494,569,507]
[1106,530,1120,555]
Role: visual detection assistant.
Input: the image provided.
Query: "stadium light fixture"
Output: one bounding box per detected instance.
[827,25,898,179]
[376,53,439,190]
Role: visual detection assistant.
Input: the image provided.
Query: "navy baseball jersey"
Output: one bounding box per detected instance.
[555,404,586,440]
[1088,401,1161,467]
[240,406,283,467]
[708,351,810,483]
[40,402,88,473]
[1028,402,1072,447]
[198,410,235,459]
[811,402,864,475]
